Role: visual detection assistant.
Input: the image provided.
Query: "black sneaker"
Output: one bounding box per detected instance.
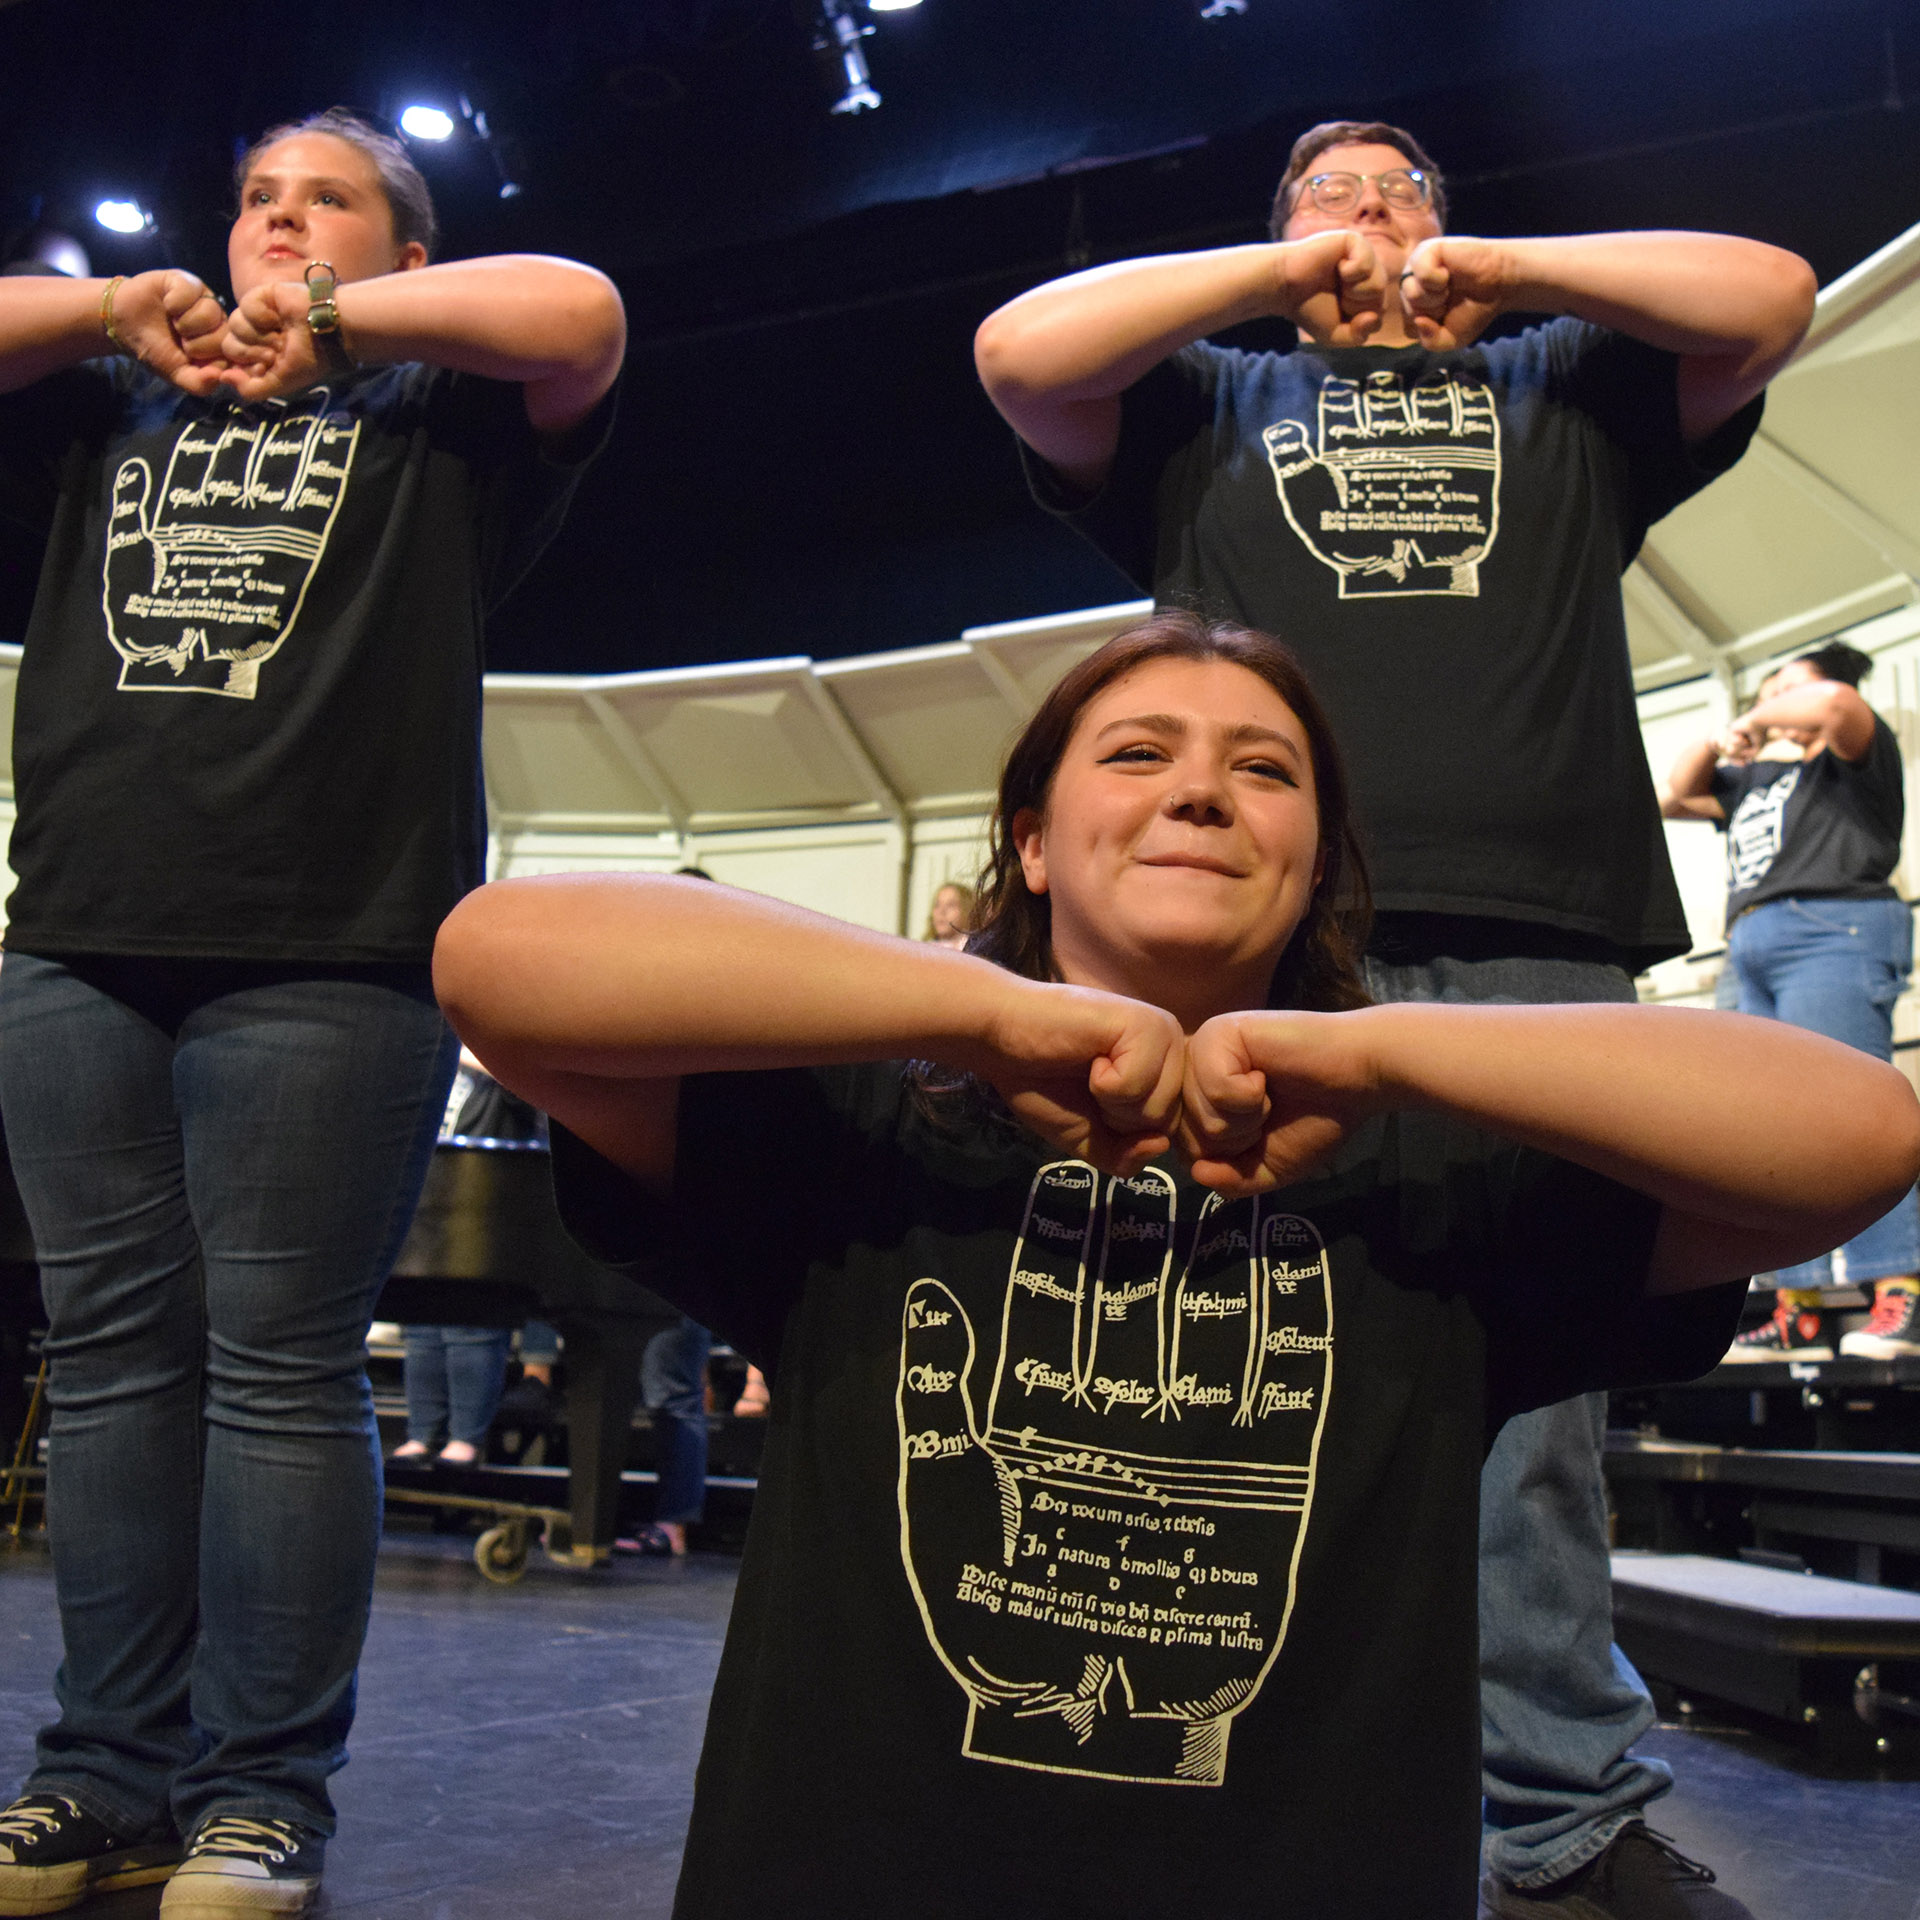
[1720,1297,1832,1364]
[0,1792,181,1915]
[158,1815,323,1917]
[1482,1823,1755,1918]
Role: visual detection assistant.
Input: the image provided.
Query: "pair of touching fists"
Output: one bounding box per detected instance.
[1273,228,1509,351]
[102,268,336,404]
[964,984,1379,1199]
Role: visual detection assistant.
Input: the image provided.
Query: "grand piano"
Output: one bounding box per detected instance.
[2,1124,678,1566]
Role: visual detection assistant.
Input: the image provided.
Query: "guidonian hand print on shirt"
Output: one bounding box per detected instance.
[1262,368,1501,598]
[102,392,359,700]
[1725,765,1800,894]
[895,1159,1333,1787]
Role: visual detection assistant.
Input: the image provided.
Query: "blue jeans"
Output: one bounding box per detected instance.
[0,952,456,1842]
[1727,896,1920,1285]
[1364,951,1670,1889]
[403,1326,512,1448]
[642,1316,711,1527]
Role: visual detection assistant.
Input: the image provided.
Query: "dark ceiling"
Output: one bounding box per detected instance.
[1,0,1916,673]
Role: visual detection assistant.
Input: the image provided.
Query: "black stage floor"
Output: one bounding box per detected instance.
[3,1524,1918,1918]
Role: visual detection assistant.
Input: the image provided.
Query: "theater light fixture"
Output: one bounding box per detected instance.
[399,104,457,141]
[817,1,881,114]
[93,199,151,235]
[867,0,922,10]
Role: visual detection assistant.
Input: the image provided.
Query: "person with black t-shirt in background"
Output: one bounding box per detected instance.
[432,613,1919,1920]
[0,110,621,1918]
[1663,641,1920,1366]
[972,118,1814,1920]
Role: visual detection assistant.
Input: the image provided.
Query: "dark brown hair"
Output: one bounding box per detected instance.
[1267,119,1447,239]
[234,107,439,259]
[967,609,1372,1013]
[1791,640,1873,689]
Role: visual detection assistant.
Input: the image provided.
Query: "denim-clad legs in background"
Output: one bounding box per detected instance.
[402,1326,512,1449]
[1727,896,1920,1285]
[642,1315,712,1528]
[0,952,457,1845]
[1363,952,1671,1890]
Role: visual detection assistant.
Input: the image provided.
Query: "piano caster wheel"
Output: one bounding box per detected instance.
[475,1520,531,1585]
[540,1516,609,1570]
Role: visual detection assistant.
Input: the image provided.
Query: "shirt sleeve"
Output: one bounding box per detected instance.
[1708,761,1757,820]
[422,366,620,611]
[1478,1142,1744,1426]
[0,360,125,536]
[1836,715,1905,836]
[1016,342,1226,590]
[550,1061,887,1376]
[1542,316,1764,548]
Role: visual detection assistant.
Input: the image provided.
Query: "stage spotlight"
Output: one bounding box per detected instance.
[1199,0,1249,14]
[867,0,922,10]
[93,199,151,235]
[400,104,457,141]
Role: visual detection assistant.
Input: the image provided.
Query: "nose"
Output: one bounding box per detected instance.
[1351,175,1390,219]
[1164,767,1233,827]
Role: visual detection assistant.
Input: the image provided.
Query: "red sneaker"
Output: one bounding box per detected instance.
[1839,1284,1920,1359]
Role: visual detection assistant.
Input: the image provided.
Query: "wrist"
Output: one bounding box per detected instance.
[98,276,132,358]
[304,261,357,372]
[1343,1003,1423,1114]
[1489,238,1557,316]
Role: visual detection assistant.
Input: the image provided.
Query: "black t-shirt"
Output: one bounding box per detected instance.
[0,358,610,962]
[553,1061,1742,1920]
[1711,717,1905,920]
[1025,320,1763,972]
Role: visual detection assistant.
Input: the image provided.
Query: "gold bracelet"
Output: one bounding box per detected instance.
[100,275,128,354]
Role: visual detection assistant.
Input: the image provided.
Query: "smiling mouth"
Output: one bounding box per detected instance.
[1137,854,1246,878]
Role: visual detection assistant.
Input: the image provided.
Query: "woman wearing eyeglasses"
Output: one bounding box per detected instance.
[973,120,1815,1920]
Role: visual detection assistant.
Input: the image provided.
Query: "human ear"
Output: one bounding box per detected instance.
[394,241,430,273]
[1012,807,1048,896]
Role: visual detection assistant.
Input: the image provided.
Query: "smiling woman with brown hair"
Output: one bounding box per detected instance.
[433,614,1919,1920]
[0,109,621,1916]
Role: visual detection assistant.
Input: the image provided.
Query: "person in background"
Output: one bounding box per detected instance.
[0,107,622,1918]
[1662,640,1920,1363]
[923,881,975,949]
[621,1315,711,1557]
[973,115,1813,1919]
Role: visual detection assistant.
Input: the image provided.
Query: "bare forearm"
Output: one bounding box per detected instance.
[1738,679,1874,756]
[0,278,116,393]
[977,247,1281,409]
[1365,1002,1920,1238]
[1659,737,1724,817]
[334,255,624,425]
[435,872,1020,1085]
[1500,232,1814,373]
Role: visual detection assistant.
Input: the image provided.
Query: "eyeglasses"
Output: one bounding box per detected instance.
[1300,168,1433,215]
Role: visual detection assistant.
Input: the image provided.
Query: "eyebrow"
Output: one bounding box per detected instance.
[243,173,360,196]
[1093,712,1306,757]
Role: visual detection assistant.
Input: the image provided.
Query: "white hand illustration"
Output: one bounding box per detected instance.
[897,1160,1334,1786]
[104,398,359,699]
[1263,371,1500,598]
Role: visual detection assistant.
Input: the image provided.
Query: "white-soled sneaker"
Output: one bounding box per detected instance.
[1719,1299,1832,1364]
[0,1792,180,1916]
[158,1816,323,1917]
[1839,1284,1920,1359]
